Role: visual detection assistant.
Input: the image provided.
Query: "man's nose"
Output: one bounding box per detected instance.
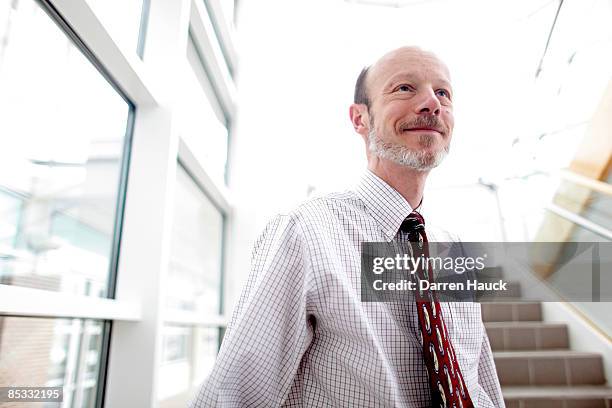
[415,89,441,115]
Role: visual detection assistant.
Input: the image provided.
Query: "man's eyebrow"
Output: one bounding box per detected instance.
[383,73,418,89]
[437,79,453,90]
[383,73,453,91]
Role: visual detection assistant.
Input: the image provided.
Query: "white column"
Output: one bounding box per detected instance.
[103,0,191,406]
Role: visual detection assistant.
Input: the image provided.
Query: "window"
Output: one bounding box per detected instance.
[0,189,22,260]
[158,326,219,405]
[0,317,104,408]
[0,0,132,298]
[0,0,238,406]
[86,0,149,56]
[167,163,224,316]
[162,326,190,363]
[157,160,226,405]
[177,33,230,186]
[200,0,235,78]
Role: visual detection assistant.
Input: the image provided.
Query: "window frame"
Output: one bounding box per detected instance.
[0,0,237,407]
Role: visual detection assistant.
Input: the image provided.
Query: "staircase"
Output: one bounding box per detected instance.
[482,302,612,407]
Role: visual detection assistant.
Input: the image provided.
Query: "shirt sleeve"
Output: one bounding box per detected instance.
[190,214,314,407]
[477,329,506,408]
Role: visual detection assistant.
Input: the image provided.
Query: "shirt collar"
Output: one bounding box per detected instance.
[355,170,413,242]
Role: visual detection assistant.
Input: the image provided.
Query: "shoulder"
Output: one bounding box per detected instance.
[255,190,365,246]
[294,190,362,215]
[284,190,365,228]
[251,192,365,267]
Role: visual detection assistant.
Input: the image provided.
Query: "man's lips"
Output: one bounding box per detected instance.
[402,127,443,134]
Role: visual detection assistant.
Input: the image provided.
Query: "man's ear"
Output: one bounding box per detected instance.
[349,104,370,137]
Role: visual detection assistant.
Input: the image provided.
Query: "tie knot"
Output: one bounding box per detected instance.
[400,211,425,234]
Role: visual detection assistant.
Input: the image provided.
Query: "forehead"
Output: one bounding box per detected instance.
[368,49,452,93]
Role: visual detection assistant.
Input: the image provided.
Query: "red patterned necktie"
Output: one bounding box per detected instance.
[401,211,474,408]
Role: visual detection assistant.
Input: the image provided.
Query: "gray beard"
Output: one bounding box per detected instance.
[368,129,448,171]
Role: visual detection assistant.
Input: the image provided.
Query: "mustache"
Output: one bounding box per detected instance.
[398,116,448,135]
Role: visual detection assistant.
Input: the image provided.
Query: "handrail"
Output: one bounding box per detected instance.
[559,169,612,197]
[546,203,612,241]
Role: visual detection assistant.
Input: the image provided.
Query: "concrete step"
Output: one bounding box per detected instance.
[495,350,606,386]
[485,322,569,351]
[503,385,612,408]
[482,302,542,322]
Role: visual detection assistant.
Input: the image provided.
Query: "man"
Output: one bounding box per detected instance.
[191,46,505,407]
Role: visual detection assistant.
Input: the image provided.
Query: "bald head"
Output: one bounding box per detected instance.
[349,45,455,173]
[353,46,450,109]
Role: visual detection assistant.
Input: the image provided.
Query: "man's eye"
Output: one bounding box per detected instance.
[436,89,451,99]
[397,85,413,92]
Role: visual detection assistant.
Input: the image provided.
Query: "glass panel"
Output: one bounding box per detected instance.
[577,188,612,234]
[468,0,612,243]
[555,180,612,238]
[200,1,234,77]
[519,0,612,174]
[571,302,612,337]
[85,0,146,55]
[177,34,229,186]
[166,165,224,315]
[162,327,190,363]
[535,0,612,125]
[158,326,219,406]
[0,317,104,408]
[0,0,131,297]
[0,188,22,250]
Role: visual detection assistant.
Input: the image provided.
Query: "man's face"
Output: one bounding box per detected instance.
[365,49,454,171]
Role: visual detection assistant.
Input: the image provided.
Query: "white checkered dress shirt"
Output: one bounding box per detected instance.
[191,170,505,407]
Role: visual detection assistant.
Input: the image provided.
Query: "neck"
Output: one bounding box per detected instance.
[367,159,429,210]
